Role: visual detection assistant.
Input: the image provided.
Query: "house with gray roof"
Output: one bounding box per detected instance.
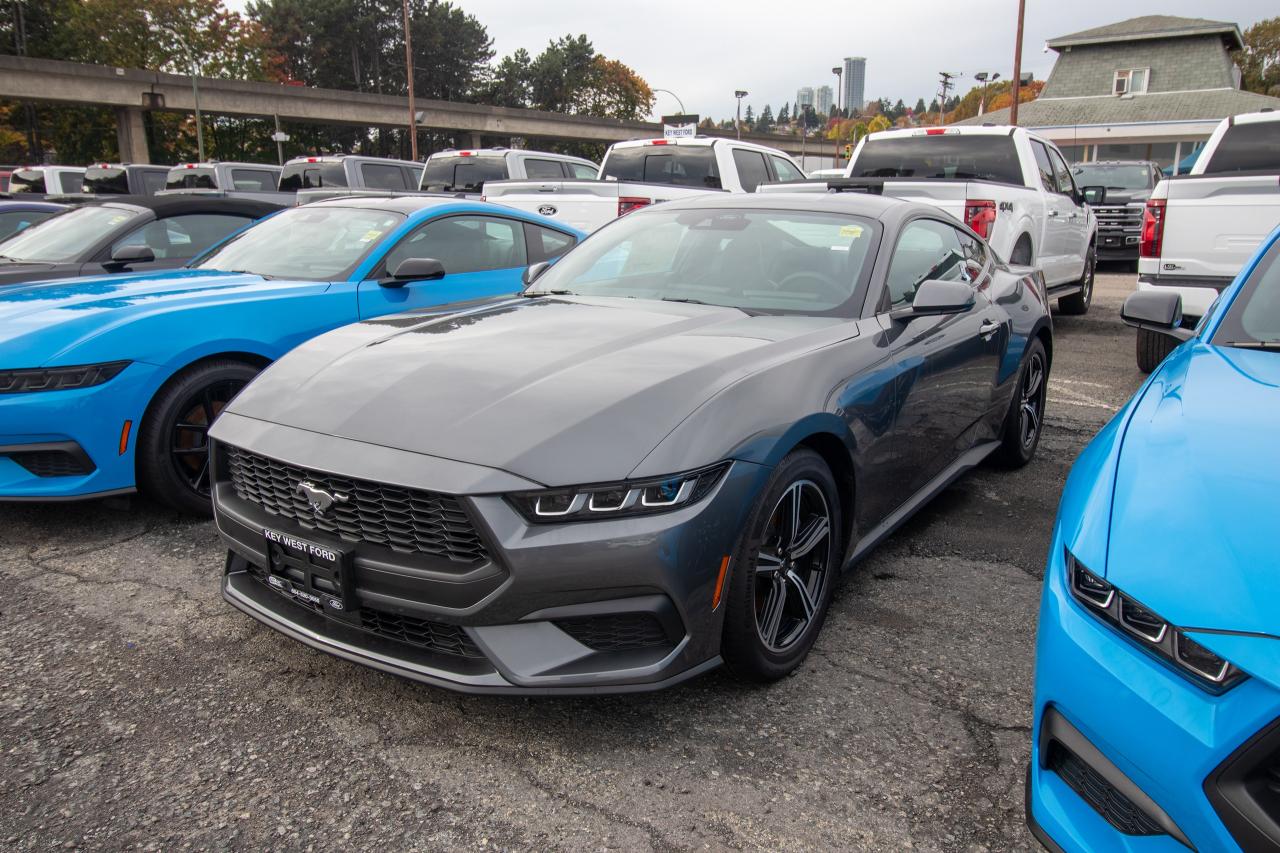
[958,15,1280,169]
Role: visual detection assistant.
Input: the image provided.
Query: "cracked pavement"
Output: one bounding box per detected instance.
[0,271,1145,851]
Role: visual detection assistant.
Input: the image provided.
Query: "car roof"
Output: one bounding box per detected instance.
[82,195,284,217]
[169,162,282,171]
[283,155,421,167]
[1076,160,1156,166]
[304,193,562,220]
[0,199,66,211]
[649,190,940,226]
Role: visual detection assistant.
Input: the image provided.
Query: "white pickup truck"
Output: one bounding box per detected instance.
[480,137,808,233]
[768,125,1099,314]
[1134,110,1280,370]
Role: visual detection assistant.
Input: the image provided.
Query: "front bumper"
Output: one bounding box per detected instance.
[211,418,769,694]
[1027,538,1280,851]
[0,361,158,500]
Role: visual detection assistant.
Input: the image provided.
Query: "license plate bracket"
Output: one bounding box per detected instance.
[261,527,358,618]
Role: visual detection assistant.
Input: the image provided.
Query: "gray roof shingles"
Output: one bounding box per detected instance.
[955,88,1280,128]
[1047,15,1242,50]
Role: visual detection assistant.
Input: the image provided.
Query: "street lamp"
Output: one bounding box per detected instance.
[832,66,843,165]
[652,88,687,115]
[734,90,748,139]
[974,71,1001,115]
[156,24,204,162]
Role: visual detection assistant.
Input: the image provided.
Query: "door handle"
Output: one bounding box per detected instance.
[1047,210,1058,218]
[978,319,1000,340]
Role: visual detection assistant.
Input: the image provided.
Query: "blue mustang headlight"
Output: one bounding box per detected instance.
[507,462,730,523]
[1065,549,1246,691]
[0,361,131,394]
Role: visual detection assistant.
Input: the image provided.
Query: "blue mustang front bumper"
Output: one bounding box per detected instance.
[0,361,161,499]
[1028,536,1280,852]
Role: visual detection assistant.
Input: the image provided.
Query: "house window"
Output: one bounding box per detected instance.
[1113,68,1149,95]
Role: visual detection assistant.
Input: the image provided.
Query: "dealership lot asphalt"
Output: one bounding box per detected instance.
[1,270,1145,852]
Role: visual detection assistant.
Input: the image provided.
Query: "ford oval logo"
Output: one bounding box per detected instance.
[538,204,558,216]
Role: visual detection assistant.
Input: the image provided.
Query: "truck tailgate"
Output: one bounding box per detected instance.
[873,181,968,221]
[1160,175,1280,279]
[482,180,622,232]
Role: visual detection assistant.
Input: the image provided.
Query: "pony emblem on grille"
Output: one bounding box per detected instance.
[297,481,347,516]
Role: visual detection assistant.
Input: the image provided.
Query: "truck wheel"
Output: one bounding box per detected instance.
[1009,235,1033,266]
[1057,244,1096,315]
[1136,328,1179,374]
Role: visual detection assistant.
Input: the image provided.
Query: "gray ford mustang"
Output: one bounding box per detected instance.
[210,192,1053,694]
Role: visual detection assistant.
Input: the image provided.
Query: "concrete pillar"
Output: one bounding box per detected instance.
[468,132,483,149]
[115,107,149,164]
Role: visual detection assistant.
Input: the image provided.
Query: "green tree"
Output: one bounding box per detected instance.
[1239,17,1280,96]
[777,102,789,124]
[484,34,652,121]
[754,104,773,133]
[743,104,755,125]
[913,97,927,115]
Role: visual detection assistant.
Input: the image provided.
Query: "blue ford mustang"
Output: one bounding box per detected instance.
[1028,225,1280,851]
[0,196,583,513]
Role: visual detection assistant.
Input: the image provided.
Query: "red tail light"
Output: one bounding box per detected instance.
[925,128,947,135]
[618,196,651,216]
[649,139,670,145]
[964,199,997,240]
[1140,199,1166,258]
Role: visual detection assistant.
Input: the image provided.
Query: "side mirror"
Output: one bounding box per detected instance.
[1121,290,1195,341]
[104,244,156,270]
[522,261,551,286]
[381,257,445,288]
[890,278,975,321]
[1081,185,1106,206]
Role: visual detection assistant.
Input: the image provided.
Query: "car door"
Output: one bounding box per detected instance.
[92,213,257,275]
[879,217,1006,496]
[357,213,532,318]
[1029,139,1069,282]
[1047,145,1089,279]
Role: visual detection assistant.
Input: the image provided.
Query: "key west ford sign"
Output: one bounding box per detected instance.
[662,114,699,139]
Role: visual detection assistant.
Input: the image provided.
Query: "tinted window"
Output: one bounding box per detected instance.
[278,162,348,191]
[406,165,423,186]
[8,169,46,193]
[112,213,253,260]
[1203,121,1280,174]
[83,167,130,194]
[525,224,577,263]
[1071,163,1154,190]
[230,169,277,192]
[421,156,507,192]
[142,170,168,194]
[770,156,806,182]
[359,162,408,190]
[731,149,770,192]
[166,168,219,190]
[1048,147,1075,195]
[569,163,598,179]
[524,158,566,179]
[0,209,57,242]
[60,173,83,193]
[601,146,722,188]
[885,219,968,308]
[1030,141,1056,192]
[0,204,139,261]
[853,135,1023,185]
[382,215,527,275]
[1213,239,1280,347]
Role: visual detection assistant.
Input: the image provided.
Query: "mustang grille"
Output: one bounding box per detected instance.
[224,446,488,564]
[1047,741,1163,836]
[360,609,485,659]
[554,613,670,652]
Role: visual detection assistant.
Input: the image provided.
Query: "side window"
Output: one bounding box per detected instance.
[568,163,598,179]
[1030,141,1057,193]
[142,171,168,194]
[61,172,84,193]
[524,223,577,263]
[360,163,408,190]
[956,229,990,271]
[406,165,423,188]
[884,219,968,308]
[770,156,806,183]
[112,214,252,260]
[230,169,276,192]
[381,215,527,276]
[731,149,770,192]
[1048,148,1075,196]
[524,158,567,179]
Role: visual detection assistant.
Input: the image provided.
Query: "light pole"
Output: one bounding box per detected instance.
[652,88,686,115]
[974,71,1001,115]
[832,66,843,164]
[1011,0,1026,126]
[157,24,204,162]
[402,0,418,160]
[734,90,748,139]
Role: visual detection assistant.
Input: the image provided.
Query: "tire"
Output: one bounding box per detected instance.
[1136,327,1179,374]
[136,359,261,516]
[992,338,1048,468]
[1057,244,1096,315]
[1009,235,1033,266]
[721,448,842,682]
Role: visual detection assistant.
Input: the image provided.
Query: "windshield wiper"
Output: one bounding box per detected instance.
[1223,340,1280,350]
[662,297,707,304]
[523,289,575,297]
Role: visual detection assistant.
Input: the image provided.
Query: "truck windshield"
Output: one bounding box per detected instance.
[0,205,140,262]
[278,162,348,191]
[84,167,131,194]
[193,206,403,281]
[1213,239,1280,350]
[1203,122,1279,174]
[166,168,219,190]
[525,207,878,316]
[1071,164,1152,190]
[421,156,507,192]
[601,146,722,189]
[852,135,1023,185]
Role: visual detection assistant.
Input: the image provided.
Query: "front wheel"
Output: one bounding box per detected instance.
[992,338,1048,468]
[721,449,842,682]
[1057,244,1095,315]
[136,360,260,515]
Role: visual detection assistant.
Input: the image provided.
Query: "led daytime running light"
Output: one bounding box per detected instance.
[0,361,131,394]
[512,462,728,524]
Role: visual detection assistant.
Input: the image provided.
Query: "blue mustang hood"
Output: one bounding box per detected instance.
[0,270,326,367]
[1107,343,1280,637]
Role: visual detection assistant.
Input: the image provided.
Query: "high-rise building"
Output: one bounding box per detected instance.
[795,87,815,111]
[842,56,866,113]
[815,85,833,115]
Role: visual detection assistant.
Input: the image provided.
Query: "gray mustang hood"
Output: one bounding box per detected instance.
[225,296,851,486]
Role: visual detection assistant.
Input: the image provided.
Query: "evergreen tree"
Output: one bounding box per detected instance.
[778,102,789,124]
[754,104,773,133]
[744,104,755,125]
[914,98,927,115]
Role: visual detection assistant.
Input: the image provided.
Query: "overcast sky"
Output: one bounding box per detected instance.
[225,0,1274,120]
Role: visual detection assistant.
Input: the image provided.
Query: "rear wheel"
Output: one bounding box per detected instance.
[1136,327,1179,373]
[136,360,260,516]
[1057,244,1095,315]
[992,338,1048,468]
[721,449,842,682]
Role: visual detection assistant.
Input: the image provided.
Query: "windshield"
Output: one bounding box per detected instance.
[1071,164,1153,190]
[166,168,219,190]
[852,135,1023,184]
[193,206,403,280]
[0,204,139,263]
[1213,239,1280,350]
[526,208,879,315]
[421,156,507,192]
[601,146,722,188]
[278,162,348,191]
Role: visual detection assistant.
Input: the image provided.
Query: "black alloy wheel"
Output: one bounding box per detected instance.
[753,480,834,652]
[993,337,1049,468]
[170,378,247,496]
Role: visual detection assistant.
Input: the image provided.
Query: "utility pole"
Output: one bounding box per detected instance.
[1010,0,1026,126]
[937,72,959,125]
[402,0,418,160]
[158,25,204,162]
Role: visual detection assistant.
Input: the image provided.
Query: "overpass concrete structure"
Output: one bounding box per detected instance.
[0,55,820,162]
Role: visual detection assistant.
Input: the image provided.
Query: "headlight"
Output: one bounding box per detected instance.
[1066,549,1245,692]
[0,361,130,394]
[507,462,730,523]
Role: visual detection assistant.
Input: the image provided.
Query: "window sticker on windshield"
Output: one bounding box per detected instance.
[358,230,382,242]
[109,214,132,226]
[840,225,863,238]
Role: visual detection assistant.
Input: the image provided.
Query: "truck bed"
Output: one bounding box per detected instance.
[1153,173,1280,281]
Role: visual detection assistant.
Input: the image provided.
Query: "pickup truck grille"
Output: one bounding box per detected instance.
[1094,205,1143,234]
